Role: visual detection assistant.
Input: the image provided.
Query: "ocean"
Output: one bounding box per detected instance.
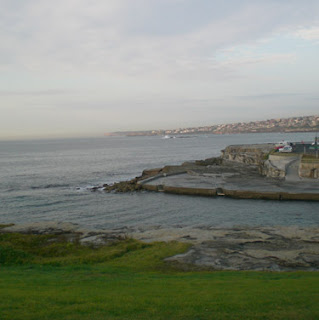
[1,132,318,230]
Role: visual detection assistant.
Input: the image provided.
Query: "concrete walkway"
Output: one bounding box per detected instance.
[285,156,302,182]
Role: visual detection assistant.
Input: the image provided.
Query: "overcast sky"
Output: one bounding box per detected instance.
[1,0,319,139]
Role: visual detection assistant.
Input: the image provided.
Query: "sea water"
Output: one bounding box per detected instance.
[0,132,318,229]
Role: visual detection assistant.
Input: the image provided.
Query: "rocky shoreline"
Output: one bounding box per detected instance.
[1,222,318,271]
[96,143,319,201]
[4,143,317,271]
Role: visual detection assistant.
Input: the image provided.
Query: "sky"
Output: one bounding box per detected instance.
[1,0,319,139]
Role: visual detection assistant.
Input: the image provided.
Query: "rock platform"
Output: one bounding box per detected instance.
[140,160,319,200]
[1,222,318,271]
[101,143,319,201]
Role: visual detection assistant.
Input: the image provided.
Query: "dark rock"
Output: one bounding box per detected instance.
[103,179,143,193]
[195,157,222,166]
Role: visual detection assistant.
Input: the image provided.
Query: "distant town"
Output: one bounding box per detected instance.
[105,115,319,137]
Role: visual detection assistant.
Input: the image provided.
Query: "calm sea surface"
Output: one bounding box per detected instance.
[0,132,318,229]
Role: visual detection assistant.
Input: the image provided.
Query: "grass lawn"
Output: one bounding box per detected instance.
[0,232,318,320]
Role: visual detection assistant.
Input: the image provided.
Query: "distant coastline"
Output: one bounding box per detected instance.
[105,115,319,137]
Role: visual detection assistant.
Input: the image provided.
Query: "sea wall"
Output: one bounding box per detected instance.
[223,189,319,201]
[142,184,217,196]
[141,184,319,201]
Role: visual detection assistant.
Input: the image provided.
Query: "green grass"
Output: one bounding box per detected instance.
[0,233,318,320]
[0,224,14,229]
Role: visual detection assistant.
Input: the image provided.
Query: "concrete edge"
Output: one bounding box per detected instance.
[141,183,319,201]
[138,171,188,185]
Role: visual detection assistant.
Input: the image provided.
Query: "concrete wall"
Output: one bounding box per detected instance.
[261,154,299,179]
[299,162,319,179]
[260,160,286,179]
[141,183,319,200]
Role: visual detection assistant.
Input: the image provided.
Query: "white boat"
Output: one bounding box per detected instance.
[275,140,289,147]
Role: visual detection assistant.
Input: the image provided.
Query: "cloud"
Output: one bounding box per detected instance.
[0,89,72,96]
[295,26,319,41]
[216,53,296,69]
[1,0,319,138]
[1,0,318,78]
[236,93,306,100]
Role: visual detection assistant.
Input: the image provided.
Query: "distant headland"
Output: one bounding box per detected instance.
[105,115,319,137]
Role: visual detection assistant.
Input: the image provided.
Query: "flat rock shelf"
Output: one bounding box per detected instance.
[1,222,318,271]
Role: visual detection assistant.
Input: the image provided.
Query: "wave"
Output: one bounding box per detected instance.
[30,183,70,190]
[21,200,66,208]
[75,185,106,192]
[2,188,16,193]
